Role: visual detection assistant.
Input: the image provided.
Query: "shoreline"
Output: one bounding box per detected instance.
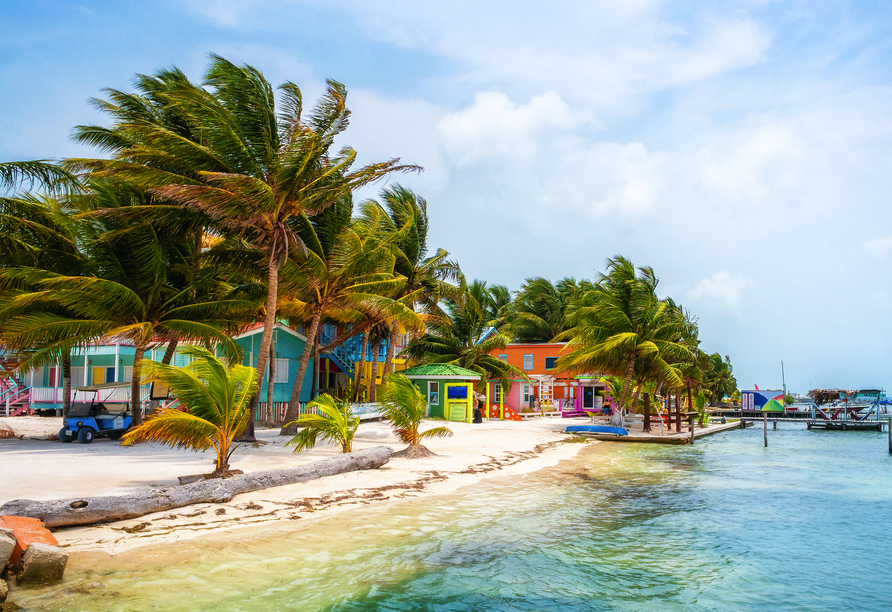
[1,416,595,558]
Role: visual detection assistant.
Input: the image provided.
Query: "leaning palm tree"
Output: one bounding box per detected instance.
[121,346,257,477]
[379,373,452,458]
[71,55,419,439]
[405,280,525,392]
[284,393,359,453]
[359,185,461,380]
[276,195,421,433]
[557,256,692,427]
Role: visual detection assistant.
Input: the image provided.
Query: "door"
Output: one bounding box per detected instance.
[427,381,439,417]
[583,386,595,409]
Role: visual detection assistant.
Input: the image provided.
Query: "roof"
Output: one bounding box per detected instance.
[232,322,308,342]
[400,363,482,380]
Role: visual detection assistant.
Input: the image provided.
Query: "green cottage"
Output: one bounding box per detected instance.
[400,364,481,422]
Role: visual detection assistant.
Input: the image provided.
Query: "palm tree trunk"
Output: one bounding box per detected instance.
[239,251,280,442]
[161,339,178,365]
[61,349,71,419]
[266,340,275,424]
[613,356,636,427]
[312,336,320,398]
[353,333,369,402]
[643,391,651,433]
[130,343,147,427]
[382,324,397,381]
[675,390,682,433]
[281,311,322,435]
[370,339,379,403]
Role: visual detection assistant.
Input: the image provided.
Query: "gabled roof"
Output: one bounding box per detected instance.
[400,363,482,380]
[232,322,308,342]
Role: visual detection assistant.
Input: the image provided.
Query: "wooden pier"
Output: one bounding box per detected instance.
[740,416,888,431]
[806,420,885,431]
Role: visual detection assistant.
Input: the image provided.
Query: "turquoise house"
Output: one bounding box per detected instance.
[8,322,313,419]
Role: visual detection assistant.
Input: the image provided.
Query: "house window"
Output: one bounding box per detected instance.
[71,367,84,388]
[493,383,505,403]
[523,383,532,405]
[122,366,134,383]
[498,354,508,362]
[274,358,289,383]
[545,357,558,370]
[523,354,534,370]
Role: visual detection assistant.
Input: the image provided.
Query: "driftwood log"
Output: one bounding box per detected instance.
[1,446,393,528]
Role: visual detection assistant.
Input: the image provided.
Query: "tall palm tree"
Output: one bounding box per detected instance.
[405,280,524,391]
[556,256,692,427]
[0,183,246,425]
[71,55,418,439]
[121,346,257,477]
[276,195,421,434]
[358,186,461,383]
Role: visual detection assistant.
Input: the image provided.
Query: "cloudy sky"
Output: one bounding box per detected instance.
[3,1,892,393]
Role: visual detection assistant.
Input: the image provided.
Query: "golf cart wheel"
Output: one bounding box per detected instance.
[59,427,73,443]
[107,430,124,441]
[78,427,95,444]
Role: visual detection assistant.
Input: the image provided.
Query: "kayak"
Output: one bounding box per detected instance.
[565,425,629,436]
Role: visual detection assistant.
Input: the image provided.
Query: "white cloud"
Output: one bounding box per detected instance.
[686,272,755,317]
[438,91,574,165]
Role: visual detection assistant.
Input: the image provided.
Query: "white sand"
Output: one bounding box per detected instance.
[0,415,594,555]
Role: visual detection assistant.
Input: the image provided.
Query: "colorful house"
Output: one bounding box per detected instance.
[484,343,606,416]
[401,363,481,422]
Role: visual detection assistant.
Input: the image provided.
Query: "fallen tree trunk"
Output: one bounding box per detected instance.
[0,446,393,528]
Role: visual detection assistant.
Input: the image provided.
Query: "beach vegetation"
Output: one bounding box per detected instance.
[120,346,257,477]
[404,279,526,391]
[556,256,691,427]
[284,394,359,453]
[379,373,452,457]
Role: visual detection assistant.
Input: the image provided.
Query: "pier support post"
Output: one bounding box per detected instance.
[689,416,695,445]
[773,420,777,430]
[763,412,768,447]
[888,417,891,454]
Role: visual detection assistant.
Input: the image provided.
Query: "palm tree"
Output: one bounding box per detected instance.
[120,346,257,477]
[276,195,421,434]
[704,353,737,404]
[510,277,579,342]
[0,184,246,425]
[359,185,461,382]
[379,373,452,457]
[284,393,359,453]
[556,256,692,427]
[405,280,525,391]
[71,55,419,439]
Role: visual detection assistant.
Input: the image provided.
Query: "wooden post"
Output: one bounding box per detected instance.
[763,412,768,447]
[888,417,891,454]
[689,416,695,445]
[773,420,777,430]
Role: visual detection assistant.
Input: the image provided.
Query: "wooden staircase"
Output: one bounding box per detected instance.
[0,350,31,417]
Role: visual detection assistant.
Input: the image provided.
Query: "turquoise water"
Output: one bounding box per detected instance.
[16,425,892,611]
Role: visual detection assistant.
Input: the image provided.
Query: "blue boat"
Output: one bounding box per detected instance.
[566,425,629,436]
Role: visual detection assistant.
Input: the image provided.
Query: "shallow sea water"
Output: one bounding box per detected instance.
[15,424,892,611]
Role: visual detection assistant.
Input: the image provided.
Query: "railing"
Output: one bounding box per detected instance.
[29,386,152,404]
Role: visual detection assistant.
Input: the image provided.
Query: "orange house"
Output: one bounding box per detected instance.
[485,343,607,417]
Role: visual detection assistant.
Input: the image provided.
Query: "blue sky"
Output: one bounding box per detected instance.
[3,1,892,393]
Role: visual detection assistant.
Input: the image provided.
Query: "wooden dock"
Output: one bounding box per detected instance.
[806,420,885,431]
[577,420,746,445]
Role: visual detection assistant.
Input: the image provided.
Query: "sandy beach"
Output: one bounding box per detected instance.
[1,416,596,556]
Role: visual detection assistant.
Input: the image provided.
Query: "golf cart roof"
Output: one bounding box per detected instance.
[73,381,134,392]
